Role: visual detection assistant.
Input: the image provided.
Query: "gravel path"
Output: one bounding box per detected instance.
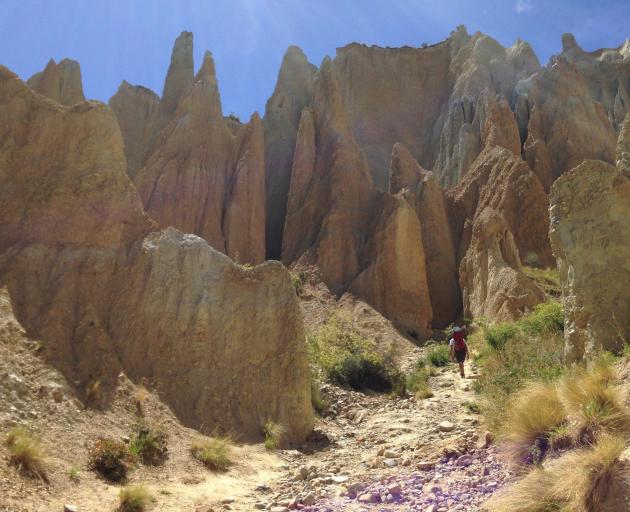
[254,353,514,511]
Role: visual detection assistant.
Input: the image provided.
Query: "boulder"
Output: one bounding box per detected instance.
[549,157,630,362]
[0,65,312,442]
[27,58,85,105]
[460,208,545,322]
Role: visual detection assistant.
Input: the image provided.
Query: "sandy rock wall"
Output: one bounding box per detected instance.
[0,66,312,443]
[27,58,85,106]
[460,208,544,322]
[549,157,630,362]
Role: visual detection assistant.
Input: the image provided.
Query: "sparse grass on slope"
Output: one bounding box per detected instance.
[4,427,48,482]
[190,436,232,471]
[129,425,168,465]
[522,266,561,298]
[406,360,434,399]
[88,437,134,482]
[118,485,154,512]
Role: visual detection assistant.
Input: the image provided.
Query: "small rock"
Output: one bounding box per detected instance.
[456,455,473,467]
[357,493,381,503]
[383,458,398,467]
[417,460,436,470]
[64,506,78,512]
[220,497,236,504]
[438,421,455,432]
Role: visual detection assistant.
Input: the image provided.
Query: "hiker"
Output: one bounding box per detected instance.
[449,326,469,378]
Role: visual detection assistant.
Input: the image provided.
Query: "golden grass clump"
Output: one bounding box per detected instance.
[488,434,627,512]
[118,485,154,512]
[501,382,567,466]
[190,436,232,471]
[4,427,48,482]
[263,421,286,450]
[558,361,630,443]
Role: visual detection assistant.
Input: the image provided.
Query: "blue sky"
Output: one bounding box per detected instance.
[1,0,628,119]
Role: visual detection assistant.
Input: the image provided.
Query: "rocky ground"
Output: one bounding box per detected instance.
[249,358,511,512]
[0,276,512,512]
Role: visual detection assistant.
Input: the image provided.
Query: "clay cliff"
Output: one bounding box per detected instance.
[549,121,630,362]
[27,58,86,105]
[111,33,266,264]
[282,59,433,338]
[263,46,317,259]
[389,143,460,328]
[0,65,312,442]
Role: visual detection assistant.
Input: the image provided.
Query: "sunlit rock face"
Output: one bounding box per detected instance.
[550,124,630,363]
[27,58,85,106]
[282,59,433,338]
[0,64,312,444]
[111,32,266,265]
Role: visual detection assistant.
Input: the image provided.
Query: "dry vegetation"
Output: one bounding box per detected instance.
[4,427,48,482]
[118,485,154,512]
[190,436,232,470]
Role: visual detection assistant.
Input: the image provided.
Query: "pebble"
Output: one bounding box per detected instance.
[64,506,78,512]
[438,421,455,432]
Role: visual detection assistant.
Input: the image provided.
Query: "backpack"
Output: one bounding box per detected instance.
[452,331,467,351]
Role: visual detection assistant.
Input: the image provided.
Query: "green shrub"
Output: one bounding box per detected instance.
[190,436,232,470]
[519,301,564,335]
[477,331,565,432]
[88,437,134,482]
[308,315,405,393]
[119,485,154,512]
[5,427,48,481]
[426,344,450,367]
[485,323,519,350]
[291,271,306,296]
[129,426,168,465]
[262,421,285,450]
[406,361,433,399]
[310,372,326,414]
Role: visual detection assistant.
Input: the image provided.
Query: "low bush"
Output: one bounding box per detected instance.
[129,426,168,465]
[406,360,434,399]
[262,421,285,450]
[88,437,134,482]
[426,344,450,367]
[310,372,327,414]
[484,323,519,351]
[190,437,232,471]
[476,330,565,432]
[118,485,154,512]
[290,271,306,296]
[519,301,564,335]
[308,315,405,394]
[4,427,48,482]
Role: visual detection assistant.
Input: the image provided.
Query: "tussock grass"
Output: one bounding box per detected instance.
[129,425,168,465]
[558,362,630,443]
[501,382,567,466]
[262,421,285,450]
[4,427,48,482]
[310,371,327,414]
[406,360,434,399]
[488,434,627,512]
[308,314,405,394]
[118,485,154,512]
[190,436,232,470]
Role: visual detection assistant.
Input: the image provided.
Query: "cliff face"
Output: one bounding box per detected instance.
[550,122,630,362]
[0,65,312,443]
[263,47,317,259]
[27,58,86,105]
[282,59,433,338]
[112,34,266,264]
